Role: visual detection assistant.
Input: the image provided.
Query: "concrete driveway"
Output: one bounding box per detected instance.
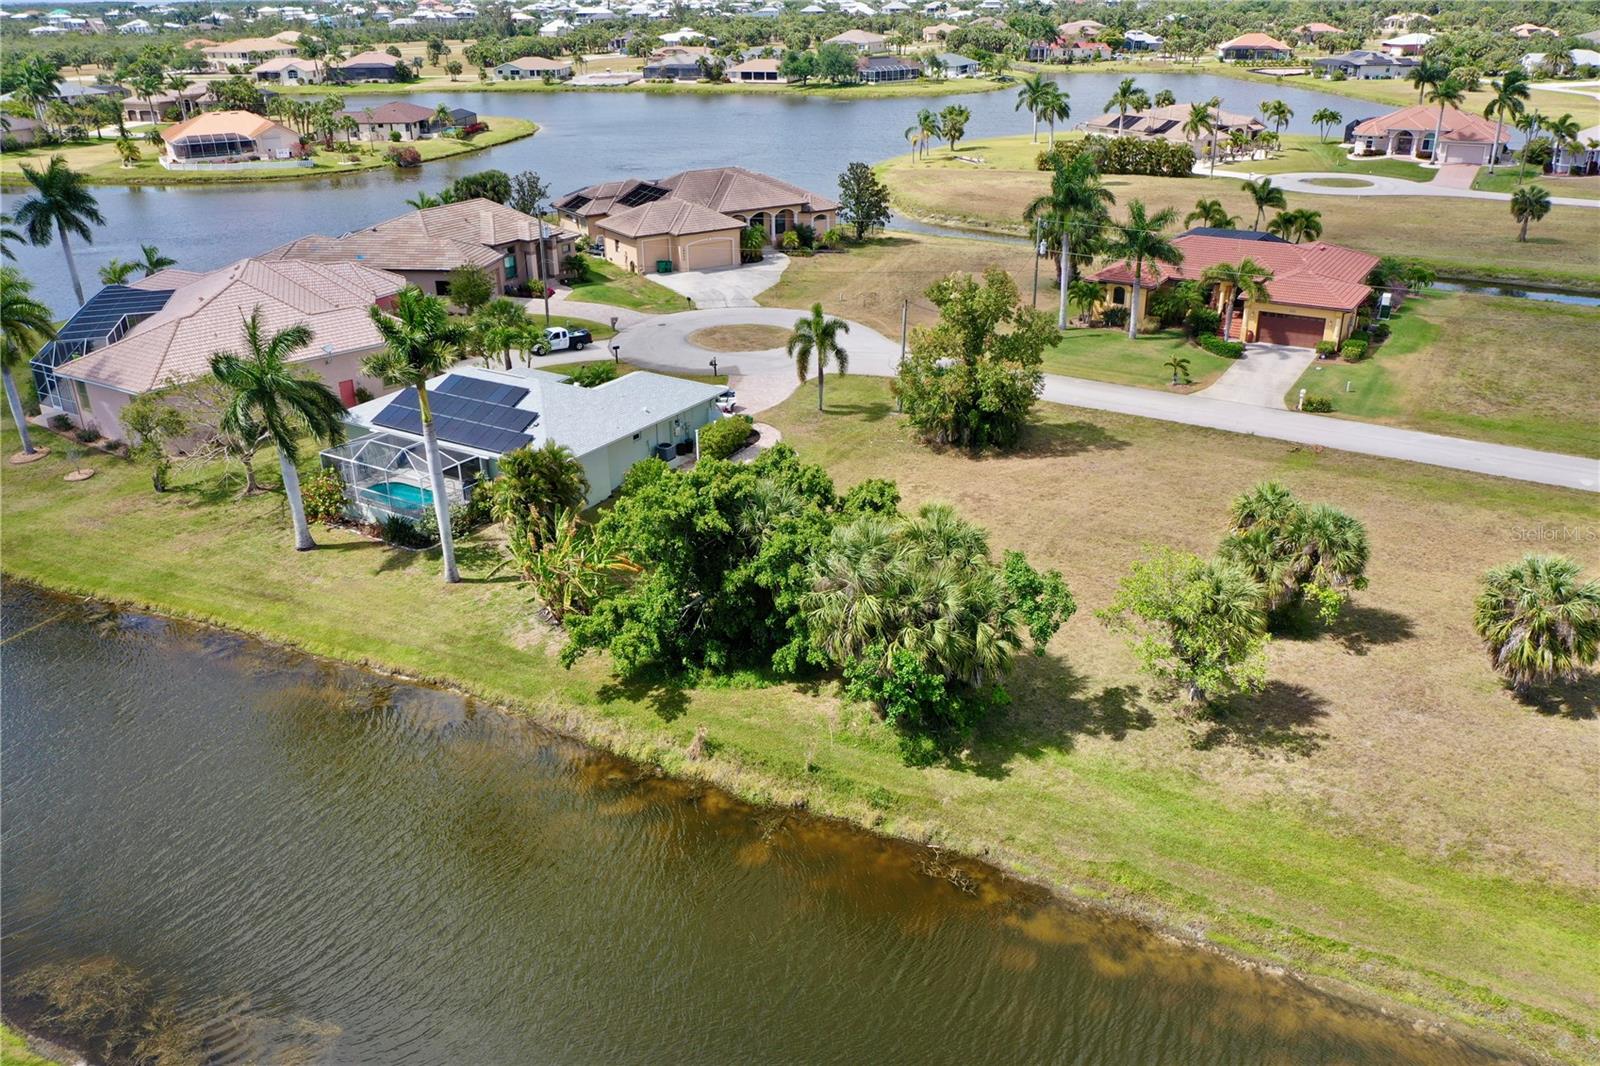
[650,254,791,308]
[1199,343,1319,408]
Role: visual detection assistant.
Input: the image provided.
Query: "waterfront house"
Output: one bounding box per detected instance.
[643,46,711,80]
[727,57,783,82]
[824,28,887,52]
[1351,104,1510,166]
[339,102,436,140]
[1379,32,1434,57]
[252,55,323,83]
[495,55,575,80]
[933,52,979,77]
[336,50,404,81]
[122,84,213,123]
[1082,102,1264,153]
[1122,30,1164,51]
[1216,33,1292,62]
[159,110,304,168]
[1312,49,1415,80]
[1089,228,1378,345]
[3,116,40,145]
[857,54,921,83]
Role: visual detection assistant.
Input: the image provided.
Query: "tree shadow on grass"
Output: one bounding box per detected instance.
[822,398,893,423]
[1016,419,1131,459]
[597,671,690,723]
[1189,681,1330,758]
[455,541,516,583]
[1327,603,1418,655]
[1513,674,1599,721]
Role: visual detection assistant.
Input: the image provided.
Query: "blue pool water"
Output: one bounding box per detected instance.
[361,481,433,511]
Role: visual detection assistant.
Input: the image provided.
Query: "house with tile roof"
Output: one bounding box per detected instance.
[495,55,575,80]
[200,31,300,69]
[1082,102,1264,153]
[1351,104,1511,166]
[252,55,324,84]
[824,28,887,52]
[1089,229,1379,346]
[159,110,305,168]
[338,101,437,140]
[1379,31,1434,56]
[1311,49,1415,80]
[1290,21,1340,42]
[336,49,405,82]
[1216,32,1292,61]
[48,259,407,438]
[727,56,784,82]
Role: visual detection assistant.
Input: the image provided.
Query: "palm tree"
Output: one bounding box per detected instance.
[164,71,194,119]
[1014,73,1051,143]
[1104,77,1147,129]
[1201,257,1274,341]
[1311,107,1342,142]
[1510,185,1551,242]
[363,287,470,582]
[1041,85,1070,147]
[209,309,346,551]
[12,156,105,305]
[1153,88,1177,108]
[491,440,590,546]
[1164,353,1191,386]
[903,121,926,160]
[0,267,56,455]
[1544,112,1581,168]
[916,108,940,160]
[1423,77,1466,165]
[786,303,849,410]
[138,243,175,277]
[405,191,443,210]
[1067,278,1102,325]
[1513,111,1547,184]
[1227,127,1251,161]
[1482,71,1529,175]
[0,214,22,261]
[1267,207,1322,243]
[1241,176,1287,229]
[1024,151,1115,329]
[1260,99,1292,145]
[1473,555,1600,697]
[1183,101,1216,174]
[432,101,453,131]
[475,298,527,369]
[98,259,139,285]
[1103,200,1184,340]
[1185,198,1239,229]
[1408,55,1446,105]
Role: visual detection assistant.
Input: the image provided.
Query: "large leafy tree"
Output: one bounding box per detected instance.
[363,287,470,582]
[786,302,849,410]
[836,161,892,240]
[1100,548,1268,705]
[1023,152,1115,329]
[491,440,590,547]
[1200,258,1274,343]
[0,267,56,456]
[1473,555,1600,697]
[1217,481,1370,626]
[893,269,1057,448]
[12,155,105,305]
[209,309,346,551]
[1510,184,1552,242]
[1102,199,1184,340]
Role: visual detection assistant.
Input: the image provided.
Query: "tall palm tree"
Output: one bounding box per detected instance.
[1544,112,1581,169]
[12,155,105,305]
[363,288,470,582]
[0,214,22,261]
[786,303,849,411]
[1185,198,1238,229]
[1423,77,1466,165]
[1267,207,1322,243]
[1103,200,1184,340]
[1482,70,1529,174]
[902,121,927,160]
[1014,73,1051,143]
[474,297,526,369]
[139,243,175,277]
[1473,554,1600,697]
[1510,184,1551,242]
[1024,152,1115,329]
[98,259,139,285]
[1041,85,1070,147]
[1104,77,1147,130]
[1311,107,1342,142]
[1227,127,1251,161]
[1408,55,1446,105]
[1241,176,1287,229]
[1183,101,1216,174]
[1200,257,1274,341]
[916,108,940,160]
[164,71,194,119]
[209,309,346,551]
[0,267,56,455]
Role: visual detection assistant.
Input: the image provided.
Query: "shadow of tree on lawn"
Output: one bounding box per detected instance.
[821,399,893,423]
[1327,602,1418,655]
[597,671,691,723]
[1513,673,1599,721]
[1189,681,1330,758]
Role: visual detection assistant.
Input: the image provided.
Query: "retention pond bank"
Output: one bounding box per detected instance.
[0,581,1519,1065]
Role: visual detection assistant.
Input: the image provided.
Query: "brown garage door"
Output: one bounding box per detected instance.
[1256,312,1324,347]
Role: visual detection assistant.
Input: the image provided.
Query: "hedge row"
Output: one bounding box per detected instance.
[1037,135,1197,178]
[1199,335,1245,358]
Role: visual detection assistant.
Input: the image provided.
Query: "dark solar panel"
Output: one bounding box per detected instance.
[371,381,536,453]
[436,374,529,406]
[1146,119,1178,134]
[56,285,172,343]
[616,183,668,208]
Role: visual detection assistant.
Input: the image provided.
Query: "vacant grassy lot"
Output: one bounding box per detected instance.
[1287,291,1600,456]
[3,379,1596,1060]
[0,117,536,187]
[564,256,693,315]
[1212,134,1434,180]
[1045,328,1235,390]
[687,324,792,351]
[878,137,1600,289]
[1472,169,1600,200]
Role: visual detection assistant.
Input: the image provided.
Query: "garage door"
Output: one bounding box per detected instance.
[683,238,735,271]
[1256,312,1324,347]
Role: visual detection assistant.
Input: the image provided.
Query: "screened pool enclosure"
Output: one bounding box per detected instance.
[319,432,486,524]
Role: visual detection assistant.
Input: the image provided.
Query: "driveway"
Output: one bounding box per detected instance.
[1213,167,1600,208]
[1198,343,1319,408]
[650,254,791,308]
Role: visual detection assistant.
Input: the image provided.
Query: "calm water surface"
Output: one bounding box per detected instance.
[11,72,1383,313]
[0,582,1519,1065]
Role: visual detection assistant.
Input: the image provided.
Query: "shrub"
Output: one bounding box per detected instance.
[1101,306,1128,328]
[388,130,403,142]
[1342,339,1369,362]
[1367,321,1390,342]
[698,414,754,460]
[793,222,816,249]
[354,385,374,403]
[1199,335,1245,358]
[302,467,349,525]
[415,502,475,542]
[1186,306,1220,338]
[72,425,101,443]
[387,145,421,168]
[48,413,74,431]
[1301,394,1334,412]
[1037,135,1195,178]
[780,229,802,252]
[819,225,848,249]
[1315,340,1338,358]
[381,514,433,548]
[563,361,618,388]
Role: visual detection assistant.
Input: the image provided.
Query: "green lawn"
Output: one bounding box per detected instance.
[562,256,693,315]
[1,1024,61,1066]
[1211,134,1435,181]
[1286,290,1600,457]
[1471,168,1600,200]
[3,376,1596,1061]
[1044,328,1236,391]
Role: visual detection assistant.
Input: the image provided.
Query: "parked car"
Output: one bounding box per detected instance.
[540,325,592,353]
[715,388,737,413]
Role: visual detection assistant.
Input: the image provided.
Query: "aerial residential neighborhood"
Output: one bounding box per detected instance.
[0,0,1597,1063]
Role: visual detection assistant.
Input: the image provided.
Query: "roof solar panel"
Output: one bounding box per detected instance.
[372,380,536,454]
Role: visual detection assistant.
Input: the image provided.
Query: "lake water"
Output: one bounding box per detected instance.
[11,71,1382,314]
[0,580,1519,1065]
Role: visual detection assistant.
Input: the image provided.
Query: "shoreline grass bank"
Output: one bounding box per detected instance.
[274,76,1008,100]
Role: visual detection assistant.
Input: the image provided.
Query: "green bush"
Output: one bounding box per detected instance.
[73,425,101,443]
[380,514,433,548]
[563,361,618,388]
[1342,339,1369,362]
[48,413,73,431]
[1101,306,1128,328]
[1367,321,1391,342]
[1038,135,1195,178]
[1315,340,1338,358]
[1186,306,1220,338]
[698,414,754,460]
[413,502,476,543]
[1200,335,1245,358]
[1301,395,1335,413]
[302,467,349,526]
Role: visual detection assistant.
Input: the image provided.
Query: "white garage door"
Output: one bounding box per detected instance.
[683,238,736,271]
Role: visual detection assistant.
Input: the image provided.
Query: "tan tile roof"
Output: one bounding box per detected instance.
[161,109,288,143]
[661,165,839,213]
[826,28,886,44]
[728,57,782,73]
[1293,22,1340,33]
[262,199,572,274]
[1084,103,1265,139]
[338,101,434,124]
[596,200,743,238]
[500,55,573,70]
[340,50,402,67]
[203,35,297,53]
[1219,32,1293,50]
[252,56,319,72]
[1352,104,1507,143]
[57,259,405,393]
[1090,231,1378,312]
[129,268,207,290]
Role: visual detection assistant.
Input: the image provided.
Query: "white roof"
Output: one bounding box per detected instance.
[1382,32,1434,45]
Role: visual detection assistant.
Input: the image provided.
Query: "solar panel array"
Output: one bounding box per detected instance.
[58,286,173,344]
[617,183,668,208]
[372,375,538,454]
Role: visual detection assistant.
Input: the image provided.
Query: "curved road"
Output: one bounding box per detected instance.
[1211,166,1600,207]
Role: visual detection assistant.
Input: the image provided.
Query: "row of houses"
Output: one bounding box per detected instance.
[153,104,479,170]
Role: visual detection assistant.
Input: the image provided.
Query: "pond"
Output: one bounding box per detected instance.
[0,580,1515,1065]
[14,71,1382,314]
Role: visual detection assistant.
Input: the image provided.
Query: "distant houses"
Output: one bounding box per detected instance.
[494,56,575,81]
[336,50,405,82]
[1216,33,1293,62]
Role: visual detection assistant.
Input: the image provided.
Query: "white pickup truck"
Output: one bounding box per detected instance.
[538,325,593,353]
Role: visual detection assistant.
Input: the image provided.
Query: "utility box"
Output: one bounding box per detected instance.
[656,260,673,274]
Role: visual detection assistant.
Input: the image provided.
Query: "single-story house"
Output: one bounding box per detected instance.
[934,52,979,77]
[824,28,887,52]
[1057,18,1103,38]
[1089,228,1378,345]
[328,365,727,522]
[1509,22,1557,38]
[922,21,958,42]
[252,55,323,83]
[40,258,405,438]
[159,109,304,167]
[262,198,580,295]
[495,55,574,80]
[1552,123,1600,175]
[1381,12,1431,33]
[1522,49,1600,74]
[1122,30,1164,51]
[727,57,784,82]
[122,85,213,123]
[556,165,838,257]
[3,115,41,145]
[1312,49,1415,80]
[202,32,300,69]
[1083,102,1264,152]
[643,46,712,80]
[339,101,436,140]
[1380,32,1434,56]
[857,54,921,83]
[1351,104,1511,166]
[336,50,404,82]
[1216,33,1292,62]
[1290,21,1340,42]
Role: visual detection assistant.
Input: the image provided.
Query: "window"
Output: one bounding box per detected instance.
[504,253,518,280]
[1112,287,1125,305]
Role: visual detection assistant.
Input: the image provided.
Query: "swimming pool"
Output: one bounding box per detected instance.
[360,480,434,511]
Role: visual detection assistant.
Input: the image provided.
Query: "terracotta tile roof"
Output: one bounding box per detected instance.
[1090,230,1377,312]
[1294,22,1340,33]
[595,199,743,238]
[1352,104,1508,144]
[160,109,287,143]
[1219,32,1292,50]
[56,259,405,393]
[338,101,434,124]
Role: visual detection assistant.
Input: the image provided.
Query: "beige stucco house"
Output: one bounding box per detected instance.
[1351,104,1511,166]
[159,110,304,168]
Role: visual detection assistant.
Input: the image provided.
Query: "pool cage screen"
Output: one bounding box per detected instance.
[320,431,486,524]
